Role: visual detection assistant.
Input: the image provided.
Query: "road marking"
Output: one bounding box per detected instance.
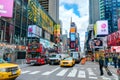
[56,69,68,76]
[67,68,77,77]
[101,76,111,80]
[22,71,30,74]
[42,67,60,75]
[87,68,96,76]
[29,71,40,74]
[78,70,86,78]
[89,76,98,79]
[88,71,96,76]
[112,73,118,80]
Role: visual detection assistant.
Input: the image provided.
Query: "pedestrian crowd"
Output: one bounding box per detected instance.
[98,52,120,76]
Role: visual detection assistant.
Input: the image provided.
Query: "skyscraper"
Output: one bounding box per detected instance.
[89,0,100,24]
[101,0,120,33]
[89,0,120,33]
[38,0,59,23]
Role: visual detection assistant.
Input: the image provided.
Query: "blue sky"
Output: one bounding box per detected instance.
[64,3,80,17]
[59,0,89,52]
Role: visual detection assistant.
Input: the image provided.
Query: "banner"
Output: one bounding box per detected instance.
[0,0,14,17]
[96,20,108,35]
[93,38,103,48]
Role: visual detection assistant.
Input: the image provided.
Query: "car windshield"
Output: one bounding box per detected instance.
[63,57,72,60]
[49,54,57,58]
[70,52,79,58]
[0,58,6,63]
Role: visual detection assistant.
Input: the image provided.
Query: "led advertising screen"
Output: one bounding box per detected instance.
[70,33,76,41]
[0,0,14,17]
[96,20,108,35]
[93,38,103,48]
[27,25,42,38]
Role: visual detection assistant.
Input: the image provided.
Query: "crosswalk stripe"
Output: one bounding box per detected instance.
[42,67,60,75]
[56,69,68,76]
[88,71,96,76]
[22,71,30,74]
[29,71,40,74]
[78,70,86,78]
[89,76,98,79]
[101,76,111,80]
[67,68,77,77]
[112,73,118,80]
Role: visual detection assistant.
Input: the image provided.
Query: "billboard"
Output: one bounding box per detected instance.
[107,35,112,46]
[70,27,76,33]
[70,42,75,49]
[0,0,14,17]
[111,46,120,53]
[28,0,54,34]
[93,38,103,48]
[118,18,120,30]
[96,20,108,35]
[70,33,76,41]
[27,25,42,38]
[93,24,97,36]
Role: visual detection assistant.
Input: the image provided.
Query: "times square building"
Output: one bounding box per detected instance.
[0,0,56,63]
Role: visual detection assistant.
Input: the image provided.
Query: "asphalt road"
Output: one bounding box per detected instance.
[16,62,118,80]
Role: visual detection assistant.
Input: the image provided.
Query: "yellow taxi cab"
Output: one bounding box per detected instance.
[0,58,21,80]
[60,57,75,67]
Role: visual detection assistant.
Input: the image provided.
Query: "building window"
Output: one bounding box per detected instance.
[118,0,120,2]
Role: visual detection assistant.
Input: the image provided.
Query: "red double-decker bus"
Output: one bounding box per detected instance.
[26,42,46,65]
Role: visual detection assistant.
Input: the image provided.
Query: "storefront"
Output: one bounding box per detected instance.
[0,42,16,62]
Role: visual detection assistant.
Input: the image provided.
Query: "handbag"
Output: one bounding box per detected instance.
[104,66,112,76]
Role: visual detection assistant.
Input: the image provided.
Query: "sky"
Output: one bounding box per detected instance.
[59,0,89,52]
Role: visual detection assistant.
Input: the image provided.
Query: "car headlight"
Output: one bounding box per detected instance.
[0,68,6,72]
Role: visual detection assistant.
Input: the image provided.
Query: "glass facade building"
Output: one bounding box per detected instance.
[102,0,120,33]
[0,0,57,62]
[0,0,56,46]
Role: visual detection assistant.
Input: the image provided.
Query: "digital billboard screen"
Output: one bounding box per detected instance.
[70,33,76,41]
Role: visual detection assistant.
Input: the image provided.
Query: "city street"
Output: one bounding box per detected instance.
[16,62,118,80]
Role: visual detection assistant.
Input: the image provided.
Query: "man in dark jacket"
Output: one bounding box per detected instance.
[99,56,104,76]
[113,54,118,68]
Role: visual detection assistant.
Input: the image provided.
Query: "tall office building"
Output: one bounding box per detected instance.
[89,0,120,33]
[99,0,105,20]
[89,0,100,24]
[101,0,120,33]
[38,0,59,23]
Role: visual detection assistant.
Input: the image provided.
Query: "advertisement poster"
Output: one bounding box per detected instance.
[96,20,108,36]
[93,38,103,48]
[0,0,14,17]
[111,46,120,53]
[27,25,42,38]
[70,33,76,41]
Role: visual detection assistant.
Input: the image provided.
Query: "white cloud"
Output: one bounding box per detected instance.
[59,0,89,52]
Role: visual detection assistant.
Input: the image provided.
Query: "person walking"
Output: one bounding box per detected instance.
[105,53,109,67]
[98,56,104,76]
[113,54,118,68]
[117,54,120,68]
